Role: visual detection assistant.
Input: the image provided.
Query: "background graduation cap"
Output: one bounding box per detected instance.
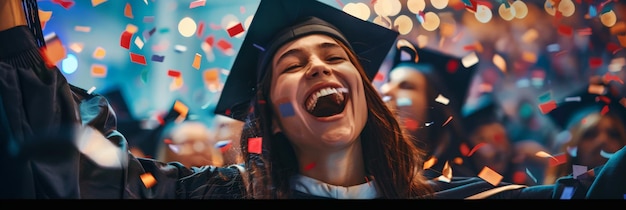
[461,93,506,133]
[214,0,399,121]
[546,83,626,131]
[391,44,478,113]
[101,88,145,142]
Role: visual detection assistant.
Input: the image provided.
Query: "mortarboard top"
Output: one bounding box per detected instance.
[214,0,399,121]
[461,93,504,133]
[391,44,478,113]
[546,83,626,130]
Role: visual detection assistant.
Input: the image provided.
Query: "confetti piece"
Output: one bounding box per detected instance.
[603,73,624,84]
[169,77,184,92]
[227,23,245,37]
[396,97,412,107]
[196,21,205,38]
[134,37,145,49]
[564,96,581,102]
[441,161,452,181]
[538,100,557,114]
[466,142,486,157]
[129,52,147,65]
[525,168,538,184]
[461,52,479,68]
[91,0,107,7]
[423,156,437,169]
[189,0,206,8]
[43,33,67,65]
[167,70,181,78]
[403,118,419,131]
[303,162,316,171]
[548,153,567,167]
[151,55,164,62]
[90,64,107,77]
[38,10,53,23]
[279,102,295,118]
[589,57,603,68]
[572,165,588,179]
[174,45,187,53]
[52,0,75,9]
[538,91,552,103]
[435,94,450,105]
[173,100,189,120]
[588,84,606,95]
[216,39,234,55]
[124,3,134,19]
[120,31,132,49]
[248,137,262,154]
[512,170,527,184]
[216,140,232,153]
[478,166,503,186]
[140,172,157,188]
[143,27,156,41]
[441,116,453,127]
[143,16,155,23]
[557,25,573,36]
[74,26,91,32]
[374,72,385,82]
[459,142,470,156]
[92,47,106,60]
[87,86,96,94]
[192,53,202,70]
[560,186,574,199]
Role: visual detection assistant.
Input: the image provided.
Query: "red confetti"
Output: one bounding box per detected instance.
[52,0,75,9]
[404,118,419,131]
[248,137,262,154]
[606,42,622,54]
[374,72,385,82]
[204,35,215,46]
[512,170,527,184]
[163,138,173,144]
[467,142,486,157]
[303,162,316,171]
[226,23,245,37]
[538,100,557,114]
[557,25,573,36]
[446,60,459,74]
[216,39,232,52]
[167,70,181,77]
[196,21,205,38]
[459,143,470,156]
[129,52,147,65]
[120,31,132,49]
[600,105,609,116]
[604,73,624,84]
[549,153,567,167]
[589,57,603,68]
[597,95,610,104]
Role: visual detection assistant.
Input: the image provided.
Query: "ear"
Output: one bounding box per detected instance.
[271,116,282,134]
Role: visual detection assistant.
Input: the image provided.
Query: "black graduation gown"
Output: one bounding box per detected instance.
[1,25,625,199]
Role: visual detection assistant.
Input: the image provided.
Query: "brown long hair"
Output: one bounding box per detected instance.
[237,37,434,199]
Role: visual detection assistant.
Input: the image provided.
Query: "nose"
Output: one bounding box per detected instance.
[305,56,332,79]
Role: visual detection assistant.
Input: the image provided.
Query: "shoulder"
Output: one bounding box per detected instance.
[178,164,247,199]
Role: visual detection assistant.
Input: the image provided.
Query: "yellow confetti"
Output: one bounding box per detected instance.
[140,172,157,188]
[478,166,503,186]
[91,0,108,7]
[69,42,84,53]
[173,100,189,122]
[461,51,479,68]
[38,10,53,22]
[192,53,202,70]
[125,24,138,34]
[423,156,437,169]
[435,94,450,105]
[535,151,559,162]
[92,47,106,60]
[91,64,107,78]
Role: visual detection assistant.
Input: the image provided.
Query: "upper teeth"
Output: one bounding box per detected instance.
[306,87,345,111]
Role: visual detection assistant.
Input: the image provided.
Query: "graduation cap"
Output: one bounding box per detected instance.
[391,43,478,113]
[214,0,399,121]
[546,83,626,130]
[461,93,505,133]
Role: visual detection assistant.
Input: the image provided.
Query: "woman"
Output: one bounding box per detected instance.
[1,0,625,199]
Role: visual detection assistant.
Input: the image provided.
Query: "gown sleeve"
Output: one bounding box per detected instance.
[0,25,246,199]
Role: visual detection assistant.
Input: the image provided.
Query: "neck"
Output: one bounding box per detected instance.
[295,140,367,187]
[0,0,27,32]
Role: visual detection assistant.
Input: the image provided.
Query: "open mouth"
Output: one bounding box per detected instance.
[305,86,348,117]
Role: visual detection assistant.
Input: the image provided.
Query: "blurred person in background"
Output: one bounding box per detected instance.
[462,93,550,186]
[544,81,626,184]
[380,42,479,179]
[157,120,224,168]
[212,115,244,165]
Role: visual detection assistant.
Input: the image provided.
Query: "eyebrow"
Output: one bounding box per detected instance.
[274,41,343,66]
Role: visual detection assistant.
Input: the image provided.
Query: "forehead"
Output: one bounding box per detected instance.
[388,66,426,82]
[274,34,341,54]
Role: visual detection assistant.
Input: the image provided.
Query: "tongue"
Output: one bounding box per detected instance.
[310,93,346,117]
